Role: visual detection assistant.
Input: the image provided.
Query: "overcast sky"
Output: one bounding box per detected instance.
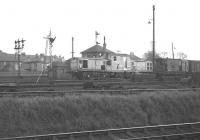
[0,0,200,60]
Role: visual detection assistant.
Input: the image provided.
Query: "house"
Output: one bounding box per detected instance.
[0,51,20,72]
[0,50,64,73]
[22,53,64,73]
[23,55,44,72]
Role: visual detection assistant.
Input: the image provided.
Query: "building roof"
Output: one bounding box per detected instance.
[0,51,54,63]
[81,44,114,54]
[113,53,141,61]
[0,51,18,62]
[115,53,129,57]
[130,54,141,60]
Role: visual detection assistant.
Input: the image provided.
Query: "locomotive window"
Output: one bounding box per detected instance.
[83,60,88,68]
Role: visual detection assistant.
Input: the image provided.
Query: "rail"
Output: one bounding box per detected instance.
[120,132,200,140]
[0,79,190,93]
[0,122,200,140]
[0,88,200,97]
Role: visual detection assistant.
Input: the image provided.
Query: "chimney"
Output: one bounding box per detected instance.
[103,36,106,50]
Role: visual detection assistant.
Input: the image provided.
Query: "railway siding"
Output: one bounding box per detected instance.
[0,122,200,140]
[0,88,200,97]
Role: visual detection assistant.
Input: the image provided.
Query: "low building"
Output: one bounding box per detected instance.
[0,51,64,73]
[22,53,64,73]
[80,38,140,71]
[0,51,19,72]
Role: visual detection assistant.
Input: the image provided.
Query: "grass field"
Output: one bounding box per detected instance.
[0,91,200,138]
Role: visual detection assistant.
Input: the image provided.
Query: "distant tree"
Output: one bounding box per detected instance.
[35,53,39,58]
[159,52,168,58]
[143,51,161,60]
[40,53,45,57]
[177,52,187,60]
[130,52,141,60]
[21,52,26,56]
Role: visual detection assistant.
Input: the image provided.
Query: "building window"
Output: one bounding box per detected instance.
[114,56,117,61]
[107,60,111,65]
[147,62,153,70]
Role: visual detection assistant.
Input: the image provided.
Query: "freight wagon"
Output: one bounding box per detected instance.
[188,60,200,73]
[155,58,189,73]
[49,56,200,81]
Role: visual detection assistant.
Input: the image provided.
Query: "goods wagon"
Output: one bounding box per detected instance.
[188,60,200,72]
[50,57,200,81]
[155,58,167,72]
[155,58,189,72]
[166,59,188,72]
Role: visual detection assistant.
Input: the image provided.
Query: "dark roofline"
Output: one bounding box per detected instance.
[113,53,129,56]
[81,44,114,54]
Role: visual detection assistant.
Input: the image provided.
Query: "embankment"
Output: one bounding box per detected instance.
[0,91,200,138]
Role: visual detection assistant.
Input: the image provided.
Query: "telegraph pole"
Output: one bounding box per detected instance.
[152,5,155,73]
[14,38,25,85]
[172,42,174,59]
[72,37,74,58]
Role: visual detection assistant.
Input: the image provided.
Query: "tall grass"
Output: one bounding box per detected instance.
[0,91,200,138]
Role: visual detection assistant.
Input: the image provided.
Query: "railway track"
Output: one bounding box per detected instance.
[0,79,190,92]
[0,88,199,97]
[0,122,200,140]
